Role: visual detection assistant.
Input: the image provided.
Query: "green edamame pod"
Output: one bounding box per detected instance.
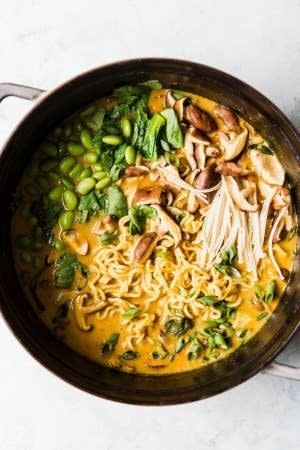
[49,186,64,202]
[84,152,98,164]
[95,177,111,190]
[63,190,78,211]
[121,118,132,138]
[59,210,74,230]
[80,129,94,149]
[69,163,83,179]
[79,168,92,179]
[102,135,123,145]
[67,142,85,156]
[16,235,31,250]
[77,177,96,195]
[92,171,108,180]
[124,146,136,165]
[59,156,76,173]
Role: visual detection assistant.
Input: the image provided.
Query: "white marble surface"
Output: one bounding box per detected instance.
[0,1,300,449]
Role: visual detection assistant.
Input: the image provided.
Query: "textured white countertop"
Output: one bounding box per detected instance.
[0,1,299,449]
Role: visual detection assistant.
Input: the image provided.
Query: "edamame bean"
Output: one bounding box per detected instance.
[39,141,58,158]
[53,127,63,137]
[69,163,83,179]
[121,117,132,138]
[37,177,50,190]
[54,239,66,252]
[40,158,57,172]
[84,151,98,164]
[25,160,39,176]
[92,171,107,180]
[24,184,38,196]
[32,241,42,251]
[57,141,67,156]
[49,186,64,202]
[102,135,123,145]
[93,162,103,171]
[124,145,136,165]
[67,142,85,156]
[63,190,78,210]
[21,204,31,218]
[21,251,31,264]
[95,177,111,190]
[60,176,74,190]
[64,125,72,138]
[48,171,59,183]
[32,255,42,269]
[33,226,43,241]
[80,129,93,149]
[59,156,76,173]
[27,216,38,227]
[59,210,74,230]
[16,235,31,250]
[80,104,95,117]
[79,168,92,179]
[77,177,96,195]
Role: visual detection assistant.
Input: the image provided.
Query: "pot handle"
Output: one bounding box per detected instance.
[0,83,45,103]
[262,361,300,381]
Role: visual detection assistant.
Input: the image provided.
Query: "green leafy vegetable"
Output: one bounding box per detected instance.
[220,245,237,265]
[109,143,128,181]
[160,108,183,148]
[172,91,186,100]
[78,192,101,212]
[74,209,89,224]
[102,333,119,355]
[31,200,62,242]
[215,246,241,278]
[215,264,241,278]
[175,336,191,354]
[138,80,162,89]
[120,350,140,360]
[197,295,219,306]
[54,253,86,289]
[100,230,117,246]
[106,185,128,218]
[141,113,165,160]
[165,317,193,337]
[187,337,203,360]
[213,333,228,350]
[122,307,140,320]
[86,107,105,133]
[128,205,156,235]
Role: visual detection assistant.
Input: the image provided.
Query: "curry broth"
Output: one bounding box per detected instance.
[11,87,296,374]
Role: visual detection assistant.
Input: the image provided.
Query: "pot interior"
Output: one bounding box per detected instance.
[0,59,299,405]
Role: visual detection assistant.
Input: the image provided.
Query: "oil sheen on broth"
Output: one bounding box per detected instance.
[11,82,296,374]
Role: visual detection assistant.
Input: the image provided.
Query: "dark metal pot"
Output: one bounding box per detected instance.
[0,58,299,405]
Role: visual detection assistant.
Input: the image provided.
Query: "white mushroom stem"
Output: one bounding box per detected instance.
[152,205,182,247]
[268,207,287,280]
[226,176,258,212]
[194,143,206,170]
[184,133,197,170]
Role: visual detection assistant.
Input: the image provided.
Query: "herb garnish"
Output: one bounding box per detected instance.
[102,333,119,355]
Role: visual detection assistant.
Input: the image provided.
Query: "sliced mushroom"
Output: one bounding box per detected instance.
[133,232,159,264]
[219,128,248,161]
[215,105,241,133]
[216,161,252,177]
[272,213,285,243]
[184,127,210,170]
[152,205,182,246]
[226,177,258,212]
[144,358,170,368]
[103,215,118,230]
[175,97,188,121]
[133,187,165,205]
[249,150,285,186]
[184,104,216,132]
[206,146,221,157]
[194,164,221,190]
[124,166,150,177]
[62,230,89,255]
[165,90,176,108]
[187,191,199,213]
[272,187,291,210]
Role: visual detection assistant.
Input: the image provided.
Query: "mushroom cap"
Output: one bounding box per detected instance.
[215,105,241,133]
[194,165,220,190]
[124,166,150,177]
[249,150,285,186]
[62,230,89,255]
[219,128,248,161]
[184,104,216,132]
[133,187,163,205]
[215,161,252,177]
[133,232,159,264]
